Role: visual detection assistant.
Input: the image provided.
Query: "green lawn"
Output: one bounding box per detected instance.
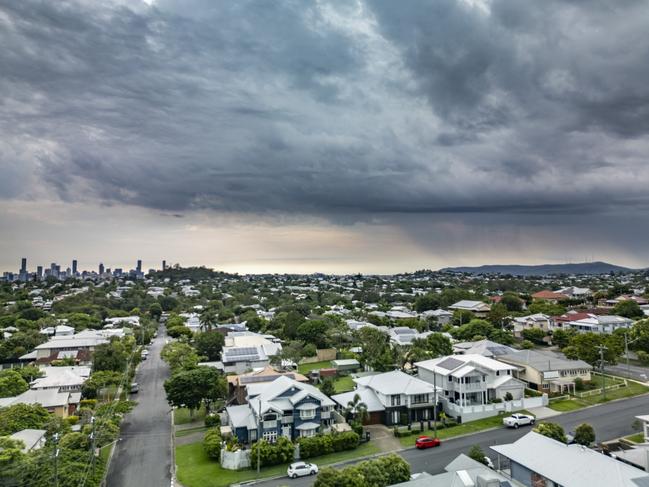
[176,440,380,487]
[297,361,332,375]
[174,405,207,425]
[333,375,355,393]
[397,413,521,447]
[99,444,112,464]
[548,399,584,412]
[578,380,649,406]
[625,432,646,444]
[176,426,208,437]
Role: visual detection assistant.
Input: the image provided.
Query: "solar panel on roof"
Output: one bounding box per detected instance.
[437,357,464,370]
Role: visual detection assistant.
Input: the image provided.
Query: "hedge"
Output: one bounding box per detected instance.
[250,437,294,469]
[203,428,222,459]
[298,431,359,459]
[314,454,410,487]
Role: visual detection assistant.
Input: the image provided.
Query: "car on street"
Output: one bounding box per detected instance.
[503,413,535,428]
[287,462,318,478]
[130,383,139,393]
[415,436,441,449]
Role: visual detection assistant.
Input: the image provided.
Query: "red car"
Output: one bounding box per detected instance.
[415,436,441,449]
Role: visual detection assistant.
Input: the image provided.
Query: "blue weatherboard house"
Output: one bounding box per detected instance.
[225,375,336,444]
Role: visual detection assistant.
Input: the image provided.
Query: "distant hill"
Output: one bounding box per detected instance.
[440,261,635,276]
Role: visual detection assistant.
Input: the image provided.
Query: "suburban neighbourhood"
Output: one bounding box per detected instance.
[2,260,649,486]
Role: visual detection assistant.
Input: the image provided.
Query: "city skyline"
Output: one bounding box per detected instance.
[2,1,649,274]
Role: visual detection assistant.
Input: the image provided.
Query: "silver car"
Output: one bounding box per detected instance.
[287,462,318,478]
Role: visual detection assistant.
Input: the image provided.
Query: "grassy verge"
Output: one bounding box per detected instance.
[174,405,207,425]
[547,400,584,412]
[99,444,112,464]
[298,360,332,375]
[176,426,209,437]
[176,441,380,487]
[333,375,355,393]
[548,380,649,412]
[625,432,645,444]
[397,413,527,448]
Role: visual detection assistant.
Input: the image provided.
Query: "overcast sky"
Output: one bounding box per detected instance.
[2,0,649,274]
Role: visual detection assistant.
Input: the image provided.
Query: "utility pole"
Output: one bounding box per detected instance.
[597,344,608,401]
[53,433,60,487]
[433,371,438,439]
[90,416,96,477]
[257,397,261,477]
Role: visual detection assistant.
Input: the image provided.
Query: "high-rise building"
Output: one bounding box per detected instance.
[99,263,105,275]
[137,260,142,272]
[20,258,27,273]
[72,260,78,275]
[162,260,166,270]
[36,266,43,279]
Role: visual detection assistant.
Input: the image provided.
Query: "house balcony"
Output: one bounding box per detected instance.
[321,411,331,419]
[462,382,485,392]
[263,420,277,429]
[281,416,294,424]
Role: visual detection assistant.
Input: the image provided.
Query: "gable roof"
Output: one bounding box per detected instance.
[449,300,490,311]
[354,370,439,395]
[491,432,649,487]
[498,350,592,372]
[249,376,334,415]
[416,354,517,376]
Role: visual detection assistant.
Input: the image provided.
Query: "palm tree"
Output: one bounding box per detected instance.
[199,309,218,332]
[345,393,369,424]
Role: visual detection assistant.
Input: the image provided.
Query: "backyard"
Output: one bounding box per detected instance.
[297,360,332,375]
[176,439,381,487]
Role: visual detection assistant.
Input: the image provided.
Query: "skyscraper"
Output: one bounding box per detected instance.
[137,260,142,272]
[20,258,27,273]
[99,263,105,275]
[72,260,78,275]
[162,260,166,270]
[36,266,43,279]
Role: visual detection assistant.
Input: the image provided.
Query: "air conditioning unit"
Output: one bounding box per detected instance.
[475,474,501,487]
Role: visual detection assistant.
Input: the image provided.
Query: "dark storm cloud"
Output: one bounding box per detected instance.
[1,0,649,218]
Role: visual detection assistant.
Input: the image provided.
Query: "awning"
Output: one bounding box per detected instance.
[295,422,319,430]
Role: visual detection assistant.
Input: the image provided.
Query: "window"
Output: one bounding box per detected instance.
[411,394,428,404]
[300,408,316,420]
[391,395,401,406]
[263,431,277,443]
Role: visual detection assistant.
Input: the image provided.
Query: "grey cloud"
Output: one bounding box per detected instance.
[1,0,649,221]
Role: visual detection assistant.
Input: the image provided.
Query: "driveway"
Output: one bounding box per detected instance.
[105,325,172,487]
[364,424,401,452]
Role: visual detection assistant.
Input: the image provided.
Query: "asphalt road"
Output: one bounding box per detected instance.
[105,324,172,487]
[255,393,649,487]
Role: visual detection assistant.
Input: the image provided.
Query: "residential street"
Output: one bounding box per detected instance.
[105,325,172,487]
[254,393,649,487]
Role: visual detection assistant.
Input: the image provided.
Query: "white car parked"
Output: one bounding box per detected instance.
[287,462,318,478]
[503,413,535,429]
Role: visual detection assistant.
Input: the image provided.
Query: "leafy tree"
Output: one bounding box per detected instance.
[194,331,225,361]
[92,339,129,372]
[501,293,524,312]
[528,301,566,316]
[246,316,267,333]
[551,328,576,349]
[167,326,193,339]
[296,320,329,348]
[16,365,44,383]
[320,377,336,397]
[0,403,50,435]
[574,423,595,446]
[0,436,26,484]
[250,437,294,469]
[148,302,162,320]
[468,445,487,465]
[199,308,219,331]
[81,370,122,399]
[614,300,644,319]
[356,327,395,372]
[0,370,29,397]
[563,332,622,365]
[489,328,515,345]
[534,422,567,443]
[452,309,475,326]
[414,293,440,312]
[630,319,649,352]
[521,327,546,345]
[314,454,409,487]
[521,340,534,349]
[64,312,101,330]
[164,366,226,416]
[158,295,179,311]
[161,342,199,373]
[451,319,494,341]
[488,303,509,327]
